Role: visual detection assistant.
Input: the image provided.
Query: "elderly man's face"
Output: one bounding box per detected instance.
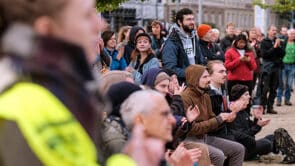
[141,95,176,142]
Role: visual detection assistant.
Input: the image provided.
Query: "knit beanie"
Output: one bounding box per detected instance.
[197,24,212,38]
[154,72,170,86]
[230,84,249,101]
[107,81,141,118]
[135,32,152,44]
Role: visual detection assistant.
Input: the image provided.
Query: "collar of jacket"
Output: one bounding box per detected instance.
[167,28,183,44]
[199,39,210,45]
[24,36,94,82]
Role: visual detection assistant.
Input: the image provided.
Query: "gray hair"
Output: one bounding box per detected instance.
[287,29,295,36]
[120,89,163,130]
[211,28,220,34]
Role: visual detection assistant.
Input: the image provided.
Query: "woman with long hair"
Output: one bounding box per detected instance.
[102,30,127,71]
[126,33,160,84]
[225,34,257,111]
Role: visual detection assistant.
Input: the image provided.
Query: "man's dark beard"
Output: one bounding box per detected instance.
[182,24,194,33]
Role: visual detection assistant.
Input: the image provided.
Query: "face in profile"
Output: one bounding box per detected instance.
[48,0,98,62]
[198,70,210,89]
[210,63,227,85]
[140,95,175,142]
[155,79,170,96]
[239,91,250,109]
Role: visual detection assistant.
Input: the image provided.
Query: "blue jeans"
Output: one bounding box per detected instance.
[277,64,295,102]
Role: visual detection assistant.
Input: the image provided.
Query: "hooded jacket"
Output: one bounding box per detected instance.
[141,68,185,116]
[162,24,202,83]
[181,65,223,138]
[123,26,145,65]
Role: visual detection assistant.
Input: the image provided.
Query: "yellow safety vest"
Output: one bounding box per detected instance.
[0,82,135,166]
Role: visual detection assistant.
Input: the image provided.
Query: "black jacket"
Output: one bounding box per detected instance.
[208,88,257,150]
[260,37,285,72]
[220,35,235,52]
[199,39,224,65]
[229,111,262,137]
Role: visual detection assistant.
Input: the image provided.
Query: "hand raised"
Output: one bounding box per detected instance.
[186,105,200,122]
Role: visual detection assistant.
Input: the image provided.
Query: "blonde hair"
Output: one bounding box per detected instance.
[117,25,131,43]
[206,60,224,75]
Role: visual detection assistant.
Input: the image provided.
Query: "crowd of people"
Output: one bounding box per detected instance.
[0,0,294,165]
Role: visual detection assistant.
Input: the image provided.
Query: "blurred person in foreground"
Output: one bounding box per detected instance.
[0,0,166,165]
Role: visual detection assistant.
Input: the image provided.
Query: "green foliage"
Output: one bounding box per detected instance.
[96,0,145,12]
[253,0,295,13]
[96,0,127,11]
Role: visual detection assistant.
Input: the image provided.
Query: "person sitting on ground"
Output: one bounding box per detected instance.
[181,64,245,166]
[207,60,254,150]
[228,84,275,161]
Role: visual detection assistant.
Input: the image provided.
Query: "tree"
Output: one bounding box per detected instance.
[253,0,295,13]
[96,0,145,12]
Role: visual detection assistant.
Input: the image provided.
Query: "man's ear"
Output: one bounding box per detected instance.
[177,20,182,27]
[134,114,143,125]
[33,16,54,35]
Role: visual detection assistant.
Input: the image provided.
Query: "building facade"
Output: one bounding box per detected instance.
[114,0,280,34]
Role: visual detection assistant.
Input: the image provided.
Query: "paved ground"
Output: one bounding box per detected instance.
[243,91,295,166]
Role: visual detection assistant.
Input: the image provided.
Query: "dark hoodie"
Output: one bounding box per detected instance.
[123,26,145,65]
[181,65,223,138]
[102,81,141,160]
[141,68,190,150]
[141,67,185,116]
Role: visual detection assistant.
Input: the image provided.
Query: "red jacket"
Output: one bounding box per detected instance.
[225,48,257,81]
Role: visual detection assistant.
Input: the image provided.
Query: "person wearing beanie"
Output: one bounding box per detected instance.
[198,24,224,65]
[141,67,212,166]
[123,25,145,64]
[228,84,278,161]
[125,32,160,84]
[181,64,245,166]
[101,81,142,160]
[197,24,212,38]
